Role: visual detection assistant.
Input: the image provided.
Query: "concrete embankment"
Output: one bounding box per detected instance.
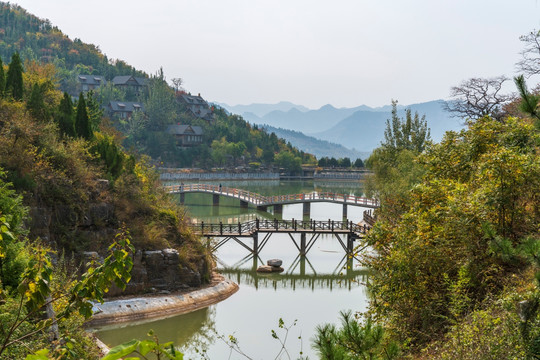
[87,273,238,327]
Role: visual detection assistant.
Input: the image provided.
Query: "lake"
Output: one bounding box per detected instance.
[96,180,371,359]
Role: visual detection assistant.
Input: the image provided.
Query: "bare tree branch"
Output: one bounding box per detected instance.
[444,76,513,122]
[516,29,540,78]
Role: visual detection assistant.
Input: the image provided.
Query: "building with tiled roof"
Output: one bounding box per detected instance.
[177,92,214,122]
[106,101,145,119]
[167,124,204,147]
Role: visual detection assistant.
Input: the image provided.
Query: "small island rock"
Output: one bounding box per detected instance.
[267,259,283,267]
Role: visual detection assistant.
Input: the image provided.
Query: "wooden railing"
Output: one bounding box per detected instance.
[192,218,370,237]
[166,183,379,207]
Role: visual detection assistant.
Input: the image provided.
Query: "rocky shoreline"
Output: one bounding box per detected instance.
[86,273,238,328]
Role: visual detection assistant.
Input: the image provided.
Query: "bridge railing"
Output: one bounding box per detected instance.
[165,183,379,207]
[195,218,370,236]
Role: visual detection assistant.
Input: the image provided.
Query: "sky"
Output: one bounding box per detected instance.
[10,0,540,109]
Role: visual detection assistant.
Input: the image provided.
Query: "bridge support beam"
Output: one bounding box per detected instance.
[180,193,185,205]
[274,204,283,216]
[240,200,248,209]
[303,202,310,217]
[342,204,347,220]
[257,205,268,212]
[213,194,220,206]
[300,233,307,256]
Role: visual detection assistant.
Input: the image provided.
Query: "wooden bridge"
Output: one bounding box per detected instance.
[191,218,370,256]
[166,183,379,218]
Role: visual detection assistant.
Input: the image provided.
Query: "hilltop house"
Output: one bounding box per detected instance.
[167,124,203,148]
[107,101,145,119]
[112,75,148,93]
[176,92,214,122]
[77,74,105,92]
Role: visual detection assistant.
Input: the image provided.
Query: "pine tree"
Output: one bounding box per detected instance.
[5,52,23,100]
[56,92,76,137]
[75,93,92,140]
[27,83,47,121]
[0,56,6,97]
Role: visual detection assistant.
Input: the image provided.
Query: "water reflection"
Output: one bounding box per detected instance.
[96,306,217,356]
[218,253,369,291]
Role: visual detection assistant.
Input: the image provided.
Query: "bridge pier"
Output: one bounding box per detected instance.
[253,232,258,254]
[342,204,347,220]
[213,194,220,206]
[347,234,354,254]
[240,200,248,209]
[300,233,307,256]
[257,205,268,212]
[303,202,310,217]
[274,204,283,216]
[180,193,185,205]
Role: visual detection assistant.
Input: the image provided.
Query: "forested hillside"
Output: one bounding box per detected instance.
[0,2,314,172]
[0,43,213,358]
[0,3,145,79]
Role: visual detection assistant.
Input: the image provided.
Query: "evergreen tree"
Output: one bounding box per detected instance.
[354,158,364,168]
[0,56,5,97]
[26,83,47,121]
[75,93,92,140]
[5,52,23,100]
[56,92,76,137]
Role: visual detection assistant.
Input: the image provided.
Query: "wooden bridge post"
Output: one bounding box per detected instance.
[347,234,354,254]
[213,194,220,206]
[180,193,185,205]
[300,233,307,256]
[342,203,347,220]
[253,232,258,255]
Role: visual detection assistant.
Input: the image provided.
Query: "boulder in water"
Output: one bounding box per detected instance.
[267,259,283,267]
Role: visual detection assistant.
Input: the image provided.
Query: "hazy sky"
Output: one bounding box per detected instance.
[11,0,540,109]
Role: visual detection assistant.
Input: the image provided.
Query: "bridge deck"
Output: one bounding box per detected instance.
[166,183,379,208]
[191,218,369,238]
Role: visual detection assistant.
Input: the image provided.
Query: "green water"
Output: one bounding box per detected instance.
[96,180,370,359]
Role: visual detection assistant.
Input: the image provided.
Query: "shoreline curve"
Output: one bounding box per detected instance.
[86,273,238,328]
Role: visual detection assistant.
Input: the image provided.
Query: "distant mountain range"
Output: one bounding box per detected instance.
[217,100,464,154]
[262,125,369,160]
[214,101,310,118]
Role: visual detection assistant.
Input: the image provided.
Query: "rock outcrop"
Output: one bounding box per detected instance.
[82,249,208,297]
